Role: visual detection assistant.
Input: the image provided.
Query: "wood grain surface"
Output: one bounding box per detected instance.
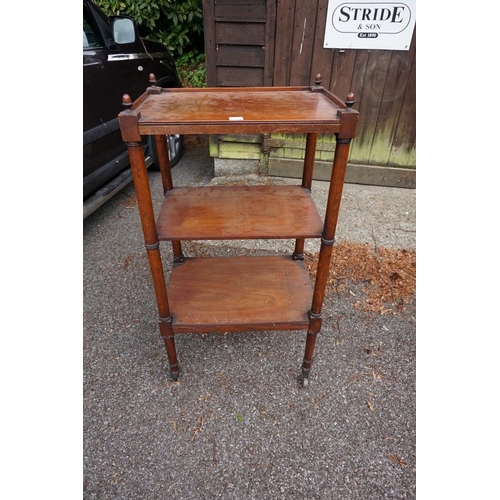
[156,185,324,240]
[168,255,313,333]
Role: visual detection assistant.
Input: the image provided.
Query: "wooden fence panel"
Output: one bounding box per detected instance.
[203,0,217,87]
[216,45,265,67]
[270,0,416,169]
[215,22,266,45]
[273,0,296,85]
[264,0,277,86]
[214,0,266,21]
[370,36,416,165]
[203,0,416,173]
[289,0,318,86]
[204,0,271,87]
[310,0,334,87]
[329,50,357,101]
[388,33,417,167]
[349,50,393,164]
[216,67,264,86]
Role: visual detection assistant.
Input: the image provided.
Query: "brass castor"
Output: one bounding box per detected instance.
[301,370,310,388]
[168,365,179,381]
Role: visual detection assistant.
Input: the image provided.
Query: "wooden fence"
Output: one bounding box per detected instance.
[203,0,416,186]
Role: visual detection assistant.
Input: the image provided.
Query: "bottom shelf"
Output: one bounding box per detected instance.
[168,255,313,334]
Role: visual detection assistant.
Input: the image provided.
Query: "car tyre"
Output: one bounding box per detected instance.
[149,134,183,170]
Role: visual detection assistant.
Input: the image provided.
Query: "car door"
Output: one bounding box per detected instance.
[83,2,143,198]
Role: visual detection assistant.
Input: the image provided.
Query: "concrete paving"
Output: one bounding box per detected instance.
[83,136,416,499]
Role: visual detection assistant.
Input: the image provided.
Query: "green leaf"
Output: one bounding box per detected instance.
[237,413,243,423]
[97,0,204,57]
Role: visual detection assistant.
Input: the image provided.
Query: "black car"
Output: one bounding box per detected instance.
[83,0,183,218]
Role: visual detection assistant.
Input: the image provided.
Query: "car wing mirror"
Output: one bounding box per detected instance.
[110,16,137,45]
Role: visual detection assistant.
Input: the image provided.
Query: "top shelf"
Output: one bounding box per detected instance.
[123,86,357,135]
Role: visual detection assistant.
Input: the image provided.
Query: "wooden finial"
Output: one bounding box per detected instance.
[147,73,162,94]
[314,74,322,86]
[345,92,355,108]
[122,94,132,111]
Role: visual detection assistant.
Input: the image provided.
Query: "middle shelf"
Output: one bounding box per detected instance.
[156,185,324,241]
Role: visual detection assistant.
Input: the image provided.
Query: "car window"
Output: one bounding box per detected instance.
[83,14,103,48]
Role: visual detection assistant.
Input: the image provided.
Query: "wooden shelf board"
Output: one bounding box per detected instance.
[139,88,340,123]
[168,255,313,333]
[128,87,347,134]
[157,185,323,240]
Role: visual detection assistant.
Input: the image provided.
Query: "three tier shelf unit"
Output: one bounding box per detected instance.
[118,75,359,387]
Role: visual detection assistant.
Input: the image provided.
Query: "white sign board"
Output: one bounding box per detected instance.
[324,1,416,50]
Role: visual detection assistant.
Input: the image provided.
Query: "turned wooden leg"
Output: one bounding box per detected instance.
[159,319,180,381]
[301,135,353,387]
[154,134,185,263]
[294,132,317,261]
[124,138,180,380]
[301,332,317,388]
[171,240,184,263]
[301,310,322,387]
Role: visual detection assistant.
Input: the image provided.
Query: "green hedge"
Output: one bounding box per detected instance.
[95,0,204,57]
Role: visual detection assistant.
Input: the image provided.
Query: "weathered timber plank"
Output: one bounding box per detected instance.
[215,22,266,45]
[289,0,318,86]
[203,0,217,87]
[330,49,357,100]
[219,134,261,143]
[216,45,265,68]
[215,0,265,4]
[348,50,369,112]
[369,34,416,165]
[215,2,266,22]
[388,31,416,168]
[273,0,296,85]
[264,0,277,86]
[268,157,416,188]
[310,0,334,89]
[219,141,261,159]
[349,50,392,164]
[268,135,338,152]
[216,66,264,86]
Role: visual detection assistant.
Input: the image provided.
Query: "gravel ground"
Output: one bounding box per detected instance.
[83,136,416,499]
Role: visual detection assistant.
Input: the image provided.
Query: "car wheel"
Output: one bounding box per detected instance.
[148,134,183,170]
